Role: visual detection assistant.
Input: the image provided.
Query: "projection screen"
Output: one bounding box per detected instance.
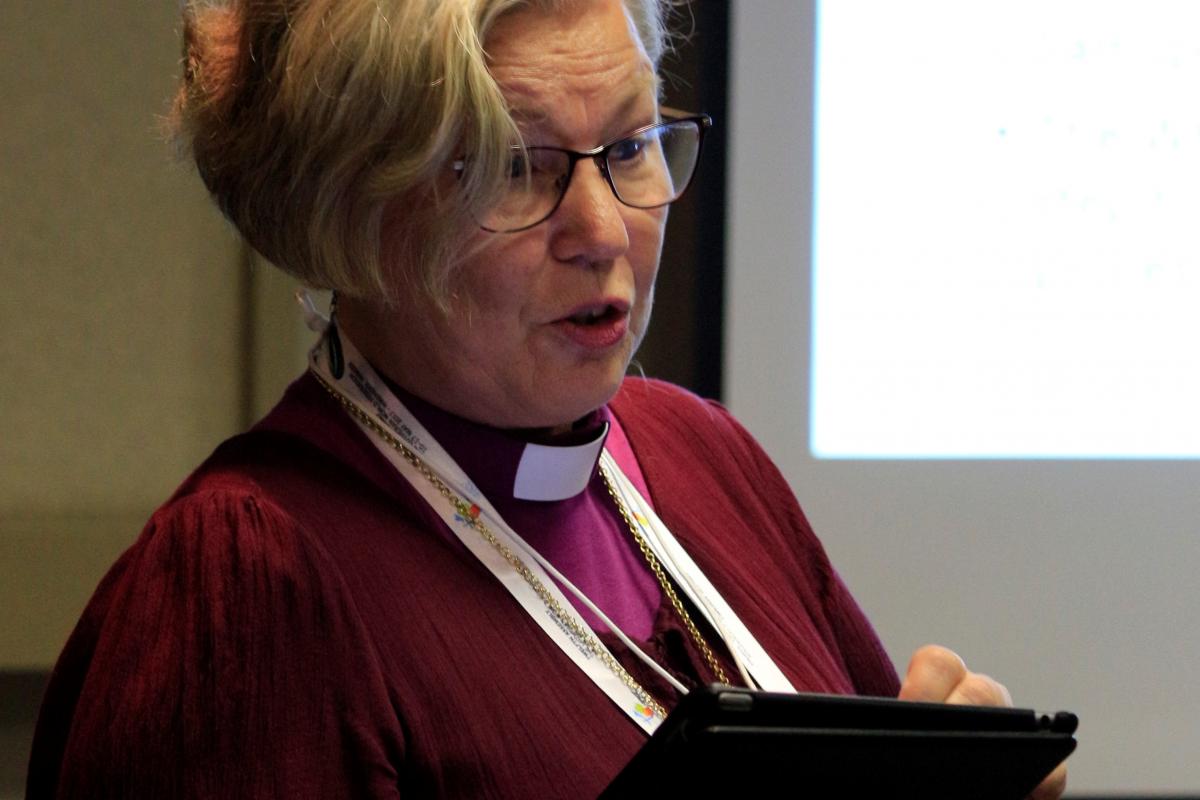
[725,1,1200,793]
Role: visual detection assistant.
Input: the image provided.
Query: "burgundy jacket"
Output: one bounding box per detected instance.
[28,376,898,799]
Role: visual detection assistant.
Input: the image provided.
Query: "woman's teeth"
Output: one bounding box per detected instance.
[570,307,609,325]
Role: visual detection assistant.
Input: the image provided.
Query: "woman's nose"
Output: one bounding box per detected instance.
[548,158,630,266]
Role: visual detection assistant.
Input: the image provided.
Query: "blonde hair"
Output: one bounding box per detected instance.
[171,0,673,304]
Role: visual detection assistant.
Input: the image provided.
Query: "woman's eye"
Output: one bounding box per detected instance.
[507,155,529,179]
[508,151,560,181]
[610,136,646,163]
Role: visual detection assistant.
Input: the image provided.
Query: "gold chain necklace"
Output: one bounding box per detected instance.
[598,465,732,686]
[311,372,669,720]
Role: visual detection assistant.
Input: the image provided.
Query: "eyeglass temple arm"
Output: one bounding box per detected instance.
[659,106,712,128]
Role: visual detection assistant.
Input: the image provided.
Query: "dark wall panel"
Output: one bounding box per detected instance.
[637,1,729,400]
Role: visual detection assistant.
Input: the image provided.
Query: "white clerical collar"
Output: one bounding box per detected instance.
[512,422,609,501]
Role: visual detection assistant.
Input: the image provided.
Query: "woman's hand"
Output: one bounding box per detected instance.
[898,645,1067,800]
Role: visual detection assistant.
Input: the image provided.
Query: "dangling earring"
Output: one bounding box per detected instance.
[327,291,345,379]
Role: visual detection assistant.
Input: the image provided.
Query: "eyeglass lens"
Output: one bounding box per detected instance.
[480,119,703,233]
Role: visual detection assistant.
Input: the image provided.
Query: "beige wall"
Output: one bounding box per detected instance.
[0,2,311,669]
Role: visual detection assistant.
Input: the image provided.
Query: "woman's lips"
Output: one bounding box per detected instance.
[553,301,630,351]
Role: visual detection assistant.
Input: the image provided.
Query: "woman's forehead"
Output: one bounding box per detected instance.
[501,70,657,134]
[486,1,657,138]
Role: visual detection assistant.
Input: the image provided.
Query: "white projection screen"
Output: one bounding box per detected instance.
[725,1,1200,794]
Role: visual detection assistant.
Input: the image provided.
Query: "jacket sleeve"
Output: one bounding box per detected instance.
[817,564,903,697]
[27,488,405,799]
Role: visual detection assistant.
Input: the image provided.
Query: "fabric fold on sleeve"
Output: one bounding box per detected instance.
[30,487,406,800]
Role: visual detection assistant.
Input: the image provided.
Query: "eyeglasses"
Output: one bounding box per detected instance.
[454,112,712,233]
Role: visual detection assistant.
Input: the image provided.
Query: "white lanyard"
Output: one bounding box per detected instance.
[298,297,794,734]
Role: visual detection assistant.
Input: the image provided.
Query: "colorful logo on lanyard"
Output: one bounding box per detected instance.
[633,702,655,721]
[454,502,482,526]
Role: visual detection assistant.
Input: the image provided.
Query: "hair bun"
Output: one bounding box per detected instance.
[178,3,241,104]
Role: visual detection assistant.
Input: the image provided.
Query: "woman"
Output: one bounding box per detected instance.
[28,0,1064,797]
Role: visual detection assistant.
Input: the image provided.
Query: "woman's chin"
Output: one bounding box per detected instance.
[523,372,628,434]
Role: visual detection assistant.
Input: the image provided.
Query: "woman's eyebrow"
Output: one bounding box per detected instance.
[600,79,659,138]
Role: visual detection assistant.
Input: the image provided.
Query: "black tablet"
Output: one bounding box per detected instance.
[600,686,1077,799]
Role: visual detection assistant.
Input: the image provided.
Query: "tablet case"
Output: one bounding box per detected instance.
[600,685,1077,799]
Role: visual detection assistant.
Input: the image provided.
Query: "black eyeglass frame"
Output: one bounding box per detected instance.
[454,110,713,233]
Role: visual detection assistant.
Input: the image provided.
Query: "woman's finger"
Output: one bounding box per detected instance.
[897,644,968,702]
[944,672,1012,708]
[1030,762,1068,800]
[898,645,1062,799]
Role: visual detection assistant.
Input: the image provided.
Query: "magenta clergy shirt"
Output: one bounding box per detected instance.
[386,382,665,639]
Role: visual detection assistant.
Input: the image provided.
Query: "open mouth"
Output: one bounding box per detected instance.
[567,305,623,326]
[555,301,630,350]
